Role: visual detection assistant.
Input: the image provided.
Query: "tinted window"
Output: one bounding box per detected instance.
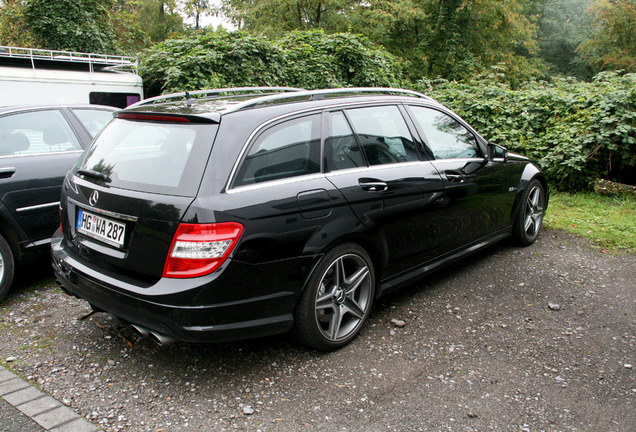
[89,92,141,108]
[234,114,321,187]
[71,108,114,137]
[0,109,82,157]
[408,106,480,159]
[326,111,365,171]
[76,119,216,196]
[346,106,418,165]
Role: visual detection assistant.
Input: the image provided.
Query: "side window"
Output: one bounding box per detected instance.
[326,112,365,171]
[408,106,480,159]
[346,105,419,166]
[71,108,114,137]
[0,110,82,157]
[234,114,321,186]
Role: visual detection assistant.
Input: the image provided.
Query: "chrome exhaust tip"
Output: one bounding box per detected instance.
[130,324,150,338]
[148,331,176,346]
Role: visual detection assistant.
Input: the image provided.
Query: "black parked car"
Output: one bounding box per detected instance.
[51,88,548,350]
[0,104,115,299]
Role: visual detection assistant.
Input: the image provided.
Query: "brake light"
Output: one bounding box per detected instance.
[163,222,244,278]
[116,113,191,122]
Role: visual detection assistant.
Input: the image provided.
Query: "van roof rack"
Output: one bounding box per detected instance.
[0,45,138,74]
[130,87,305,108]
[225,87,434,113]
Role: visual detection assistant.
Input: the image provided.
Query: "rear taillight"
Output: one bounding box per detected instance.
[163,222,244,278]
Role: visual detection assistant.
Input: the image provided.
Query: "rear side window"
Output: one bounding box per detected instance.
[346,106,419,165]
[234,114,321,187]
[326,112,365,171]
[408,106,480,159]
[71,108,114,137]
[0,109,82,157]
[76,119,216,196]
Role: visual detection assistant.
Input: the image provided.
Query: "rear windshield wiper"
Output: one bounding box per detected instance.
[77,169,112,183]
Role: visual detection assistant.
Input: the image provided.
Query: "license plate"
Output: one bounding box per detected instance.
[77,209,126,247]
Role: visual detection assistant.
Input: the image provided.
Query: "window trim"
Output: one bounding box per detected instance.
[227,108,326,191]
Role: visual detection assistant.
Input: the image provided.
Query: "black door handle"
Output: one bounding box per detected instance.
[0,167,16,179]
[444,171,464,183]
[359,178,388,192]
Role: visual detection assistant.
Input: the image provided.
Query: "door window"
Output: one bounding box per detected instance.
[346,106,419,165]
[71,108,114,137]
[0,110,82,156]
[408,106,480,159]
[234,114,321,186]
[326,112,365,171]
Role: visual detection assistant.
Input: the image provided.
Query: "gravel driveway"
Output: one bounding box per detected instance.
[1,230,634,431]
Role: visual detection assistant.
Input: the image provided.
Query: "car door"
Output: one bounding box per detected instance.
[0,108,86,246]
[406,104,518,253]
[324,105,448,280]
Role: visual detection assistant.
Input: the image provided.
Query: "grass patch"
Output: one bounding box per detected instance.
[545,192,635,252]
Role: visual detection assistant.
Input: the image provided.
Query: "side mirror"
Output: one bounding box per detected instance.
[488,143,508,163]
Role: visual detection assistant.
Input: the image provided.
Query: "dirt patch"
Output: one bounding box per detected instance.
[1,230,634,431]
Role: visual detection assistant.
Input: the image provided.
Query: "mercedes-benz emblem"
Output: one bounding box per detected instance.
[89,190,99,207]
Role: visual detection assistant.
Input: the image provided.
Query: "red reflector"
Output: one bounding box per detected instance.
[116,113,191,122]
[163,222,244,278]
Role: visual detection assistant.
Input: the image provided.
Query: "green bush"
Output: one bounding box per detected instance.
[419,72,636,191]
[140,30,403,97]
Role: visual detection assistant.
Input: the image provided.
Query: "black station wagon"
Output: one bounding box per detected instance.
[0,104,115,299]
[51,88,548,350]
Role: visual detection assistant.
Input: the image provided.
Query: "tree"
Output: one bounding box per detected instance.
[578,0,635,73]
[0,0,38,47]
[534,0,595,80]
[135,0,185,42]
[220,0,358,34]
[181,0,212,29]
[23,0,120,53]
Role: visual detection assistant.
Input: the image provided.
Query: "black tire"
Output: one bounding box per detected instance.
[293,243,375,351]
[0,234,15,300]
[512,179,546,246]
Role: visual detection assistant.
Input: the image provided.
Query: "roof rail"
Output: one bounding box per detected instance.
[0,45,138,74]
[224,87,433,113]
[130,87,305,108]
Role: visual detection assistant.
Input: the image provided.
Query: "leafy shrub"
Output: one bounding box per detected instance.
[140,30,402,97]
[419,72,636,191]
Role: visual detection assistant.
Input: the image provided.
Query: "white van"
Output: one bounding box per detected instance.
[0,46,143,108]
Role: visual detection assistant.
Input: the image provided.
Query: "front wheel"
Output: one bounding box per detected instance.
[512,179,546,246]
[0,234,15,300]
[293,243,375,351]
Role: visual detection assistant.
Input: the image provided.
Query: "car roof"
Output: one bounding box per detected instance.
[0,104,117,114]
[123,87,443,122]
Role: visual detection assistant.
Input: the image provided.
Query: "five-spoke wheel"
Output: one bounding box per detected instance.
[294,243,375,351]
[513,179,546,246]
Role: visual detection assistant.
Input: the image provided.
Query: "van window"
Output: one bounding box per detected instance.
[234,114,321,187]
[89,92,141,108]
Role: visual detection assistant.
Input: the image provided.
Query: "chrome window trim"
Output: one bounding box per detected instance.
[226,173,327,194]
[16,201,59,213]
[0,149,83,159]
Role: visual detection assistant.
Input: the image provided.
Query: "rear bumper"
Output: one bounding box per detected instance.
[51,230,317,343]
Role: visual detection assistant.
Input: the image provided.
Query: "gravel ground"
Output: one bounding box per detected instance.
[1,230,634,432]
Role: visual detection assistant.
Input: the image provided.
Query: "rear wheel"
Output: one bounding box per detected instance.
[0,234,15,300]
[294,243,375,351]
[512,179,546,246]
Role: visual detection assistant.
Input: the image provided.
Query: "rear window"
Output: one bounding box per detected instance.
[75,118,217,196]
